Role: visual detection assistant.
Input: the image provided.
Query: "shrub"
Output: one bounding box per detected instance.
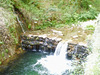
[85,25,95,31]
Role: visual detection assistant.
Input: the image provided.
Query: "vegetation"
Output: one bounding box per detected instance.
[0,61,1,65]
[5,49,9,53]
[0,41,4,45]
[0,0,19,64]
[2,52,4,57]
[0,0,99,30]
[85,25,95,34]
[28,24,31,29]
[85,25,95,31]
[11,0,99,29]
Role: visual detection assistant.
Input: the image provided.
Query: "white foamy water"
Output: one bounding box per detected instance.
[32,41,73,75]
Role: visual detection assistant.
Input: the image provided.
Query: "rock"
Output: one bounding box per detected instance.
[67,43,88,60]
[21,35,88,60]
[52,29,63,36]
[21,35,61,52]
[39,34,47,38]
[56,38,62,42]
[72,35,78,39]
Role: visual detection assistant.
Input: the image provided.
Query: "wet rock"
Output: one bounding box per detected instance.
[21,35,61,52]
[67,43,88,60]
[21,35,88,60]
[36,45,39,52]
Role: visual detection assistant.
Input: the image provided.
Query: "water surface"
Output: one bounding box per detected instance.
[2,52,47,75]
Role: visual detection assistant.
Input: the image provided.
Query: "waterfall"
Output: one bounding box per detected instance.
[16,16,25,33]
[54,41,68,58]
[32,41,73,75]
[54,41,63,56]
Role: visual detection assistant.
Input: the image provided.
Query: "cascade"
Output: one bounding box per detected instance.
[54,41,63,56]
[16,16,25,33]
[54,41,68,58]
[32,41,73,75]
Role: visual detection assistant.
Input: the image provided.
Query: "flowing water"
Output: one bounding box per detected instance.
[16,16,25,33]
[33,41,73,75]
[1,41,73,75]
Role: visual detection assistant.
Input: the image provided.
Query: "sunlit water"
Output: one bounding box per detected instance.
[33,41,73,75]
[1,41,73,75]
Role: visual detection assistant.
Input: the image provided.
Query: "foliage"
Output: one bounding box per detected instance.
[9,55,11,58]
[78,7,99,21]
[10,27,15,33]
[11,34,18,44]
[0,41,4,45]
[28,24,31,29]
[2,52,4,57]
[12,0,99,30]
[5,49,9,53]
[9,26,18,44]
[85,25,95,30]
[0,0,99,30]
[0,0,14,11]
[0,0,18,45]
[0,61,1,64]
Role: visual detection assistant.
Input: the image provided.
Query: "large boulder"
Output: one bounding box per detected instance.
[67,43,88,60]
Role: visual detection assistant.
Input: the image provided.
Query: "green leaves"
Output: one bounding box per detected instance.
[14,38,18,44]
[10,27,15,33]
[2,52,4,57]
[0,61,2,65]
[5,49,9,53]
[28,24,31,29]
[0,41,4,45]
[86,25,95,30]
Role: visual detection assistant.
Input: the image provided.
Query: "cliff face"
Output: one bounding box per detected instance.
[0,7,22,64]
